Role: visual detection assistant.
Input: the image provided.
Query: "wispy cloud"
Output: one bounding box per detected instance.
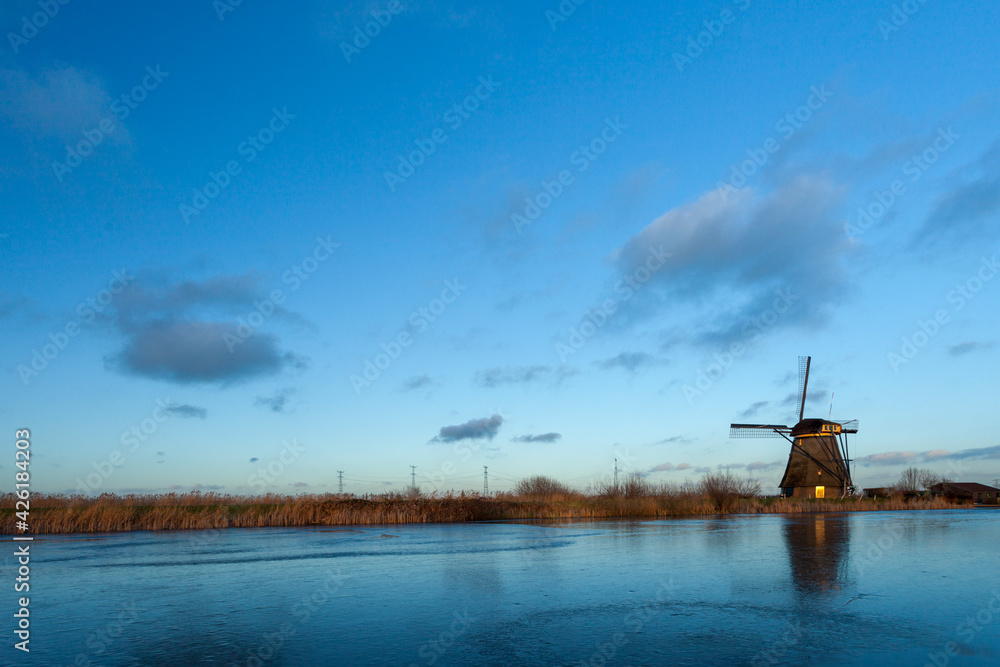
[747,460,784,472]
[255,388,296,413]
[916,139,1000,247]
[652,435,695,445]
[163,403,207,419]
[0,66,127,143]
[857,445,1000,466]
[609,176,851,349]
[474,365,576,388]
[511,433,561,444]
[595,352,663,373]
[739,401,771,419]
[948,340,996,356]
[399,375,434,392]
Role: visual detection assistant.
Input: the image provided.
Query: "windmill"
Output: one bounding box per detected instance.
[729,356,858,498]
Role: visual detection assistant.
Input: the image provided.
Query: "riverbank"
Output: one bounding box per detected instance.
[0,492,968,534]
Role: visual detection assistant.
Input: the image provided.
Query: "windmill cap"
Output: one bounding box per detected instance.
[791,418,840,436]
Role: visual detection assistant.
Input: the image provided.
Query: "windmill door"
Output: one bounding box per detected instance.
[815,486,825,499]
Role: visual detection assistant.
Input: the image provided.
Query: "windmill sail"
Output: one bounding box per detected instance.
[729,424,791,439]
[796,356,811,423]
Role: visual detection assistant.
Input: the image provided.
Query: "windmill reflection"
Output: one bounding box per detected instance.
[782,515,851,598]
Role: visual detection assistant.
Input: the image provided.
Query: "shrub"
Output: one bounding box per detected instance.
[699,470,761,512]
[512,476,576,500]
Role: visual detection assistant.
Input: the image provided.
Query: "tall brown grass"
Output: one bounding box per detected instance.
[0,487,968,535]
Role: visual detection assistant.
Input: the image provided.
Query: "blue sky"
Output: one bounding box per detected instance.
[2,0,999,496]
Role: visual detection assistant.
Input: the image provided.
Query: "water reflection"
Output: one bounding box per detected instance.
[782,515,851,598]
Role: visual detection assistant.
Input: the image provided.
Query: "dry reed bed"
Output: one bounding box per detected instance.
[0,492,967,535]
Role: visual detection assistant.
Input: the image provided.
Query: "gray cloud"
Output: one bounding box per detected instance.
[858,451,923,466]
[858,446,1000,466]
[0,65,128,143]
[107,274,307,385]
[747,461,784,472]
[610,177,850,349]
[0,294,42,322]
[946,444,1000,460]
[916,139,1000,246]
[653,435,694,445]
[163,403,207,419]
[399,375,433,392]
[948,341,996,356]
[108,320,304,384]
[595,352,662,373]
[249,457,259,463]
[115,273,302,323]
[739,401,771,419]
[647,462,675,473]
[781,389,829,408]
[511,433,562,444]
[255,388,296,413]
[433,414,504,443]
[474,365,576,388]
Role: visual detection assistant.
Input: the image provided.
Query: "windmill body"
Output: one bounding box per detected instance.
[730,357,858,498]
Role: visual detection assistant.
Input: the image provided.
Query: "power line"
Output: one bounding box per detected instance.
[483,466,489,495]
[337,470,344,494]
[410,465,417,489]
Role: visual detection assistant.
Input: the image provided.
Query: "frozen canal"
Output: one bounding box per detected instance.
[19,510,1000,665]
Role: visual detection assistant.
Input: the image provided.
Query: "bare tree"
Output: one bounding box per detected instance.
[895,467,942,493]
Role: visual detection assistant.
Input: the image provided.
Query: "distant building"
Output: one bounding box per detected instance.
[929,482,1000,505]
